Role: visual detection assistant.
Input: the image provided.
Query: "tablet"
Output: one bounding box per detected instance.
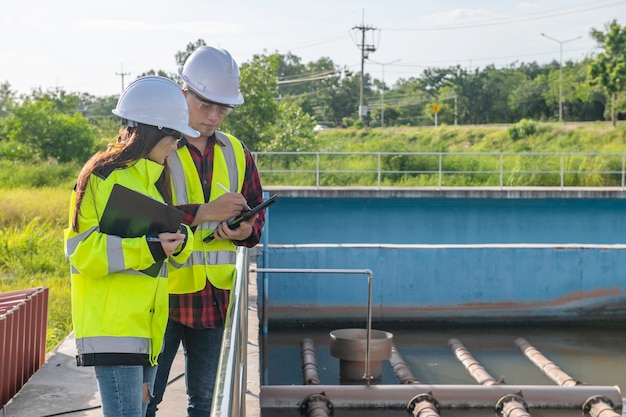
[203,195,278,243]
[100,183,184,276]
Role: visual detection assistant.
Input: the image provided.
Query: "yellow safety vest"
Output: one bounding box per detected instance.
[168,131,246,292]
[64,158,193,366]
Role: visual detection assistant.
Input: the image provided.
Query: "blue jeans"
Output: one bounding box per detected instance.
[95,364,157,417]
[146,319,224,417]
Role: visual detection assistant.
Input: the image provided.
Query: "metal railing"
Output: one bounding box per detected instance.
[211,248,249,417]
[0,287,48,409]
[251,151,626,189]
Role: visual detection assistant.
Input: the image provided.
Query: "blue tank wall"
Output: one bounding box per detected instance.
[257,189,626,323]
[266,197,626,244]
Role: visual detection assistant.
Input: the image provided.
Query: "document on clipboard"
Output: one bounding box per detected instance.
[203,195,278,243]
[100,183,184,277]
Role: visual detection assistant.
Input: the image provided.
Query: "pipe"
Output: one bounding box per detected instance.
[515,338,621,417]
[389,344,420,384]
[514,338,579,386]
[298,392,334,417]
[301,338,321,385]
[583,395,621,417]
[448,338,502,386]
[261,384,622,409]
[407,393,441,417]
[449,338,530,417]
[495,393,531,417]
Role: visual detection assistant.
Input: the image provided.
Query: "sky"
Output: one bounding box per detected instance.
[1,0,624,98]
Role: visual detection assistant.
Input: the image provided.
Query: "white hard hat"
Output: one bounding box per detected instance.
[112,76,200,138]
[178,46,244,106]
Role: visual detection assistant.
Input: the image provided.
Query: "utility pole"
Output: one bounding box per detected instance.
[540,33,581,122]
[368,58,400,127]
[116,64,130,94]
[352,12,377,120]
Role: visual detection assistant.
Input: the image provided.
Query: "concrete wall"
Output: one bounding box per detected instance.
[258,188,626,324]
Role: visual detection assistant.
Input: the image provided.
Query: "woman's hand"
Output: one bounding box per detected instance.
[158,230,186,256]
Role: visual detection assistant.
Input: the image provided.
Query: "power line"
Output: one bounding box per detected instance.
[277,71,338,85]
[381,0,623,32]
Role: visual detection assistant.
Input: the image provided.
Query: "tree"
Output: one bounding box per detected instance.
[0,81,16,119]
[3,100,95,162]
[222,54,281,150]
[265,101,316,153]
[589,19,626,126]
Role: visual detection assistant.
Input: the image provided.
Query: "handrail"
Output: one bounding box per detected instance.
[211,248,249,417]
[251,151,626,189]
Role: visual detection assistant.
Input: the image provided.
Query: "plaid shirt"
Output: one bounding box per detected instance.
[169,132,264,329]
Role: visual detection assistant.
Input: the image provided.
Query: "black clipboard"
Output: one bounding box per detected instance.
[203,195,278,243]
[99,183,184,276]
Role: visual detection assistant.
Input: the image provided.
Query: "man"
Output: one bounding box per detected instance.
[146,46,265,417]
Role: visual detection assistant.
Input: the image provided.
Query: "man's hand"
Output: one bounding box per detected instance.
[213,213,259,242]
[192,193,250,227]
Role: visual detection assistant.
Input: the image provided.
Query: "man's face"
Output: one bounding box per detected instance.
[184,88,232,138]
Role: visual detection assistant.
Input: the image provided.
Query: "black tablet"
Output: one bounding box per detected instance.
[203,195,278,243]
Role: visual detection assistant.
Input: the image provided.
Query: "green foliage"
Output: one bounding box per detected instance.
[0,216,70,351]
[223,55,280,150]
[4,100,95,162]
[589,20,626,126]
[0,159,80,189]
[265,101,316,152]
[508,119,541,141]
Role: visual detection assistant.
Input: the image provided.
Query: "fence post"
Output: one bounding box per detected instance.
[438,153,443,189]
[316,153,320,189]
[622,154,626,188]
[560,155,565,189]
[377,153,381,189]
[500,153,503,189]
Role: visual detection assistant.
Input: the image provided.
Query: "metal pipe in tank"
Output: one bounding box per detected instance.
[495,393,531,417]
[390,343,420,384]
[514,338,580,386]
[515,338,621,417]
[261,384,623,409]
[299,392,334,417]
[449,338,530,417]
[301,338,321,385]
[407,393,441,417]
[448,338,502,386]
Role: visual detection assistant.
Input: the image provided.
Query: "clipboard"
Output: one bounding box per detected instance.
[203,195,278,243]
[100,183,184,276]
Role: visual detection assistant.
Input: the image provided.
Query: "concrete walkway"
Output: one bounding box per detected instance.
[1,333,190,417]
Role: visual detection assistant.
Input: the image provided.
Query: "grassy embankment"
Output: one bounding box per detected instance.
[1,121,624,352]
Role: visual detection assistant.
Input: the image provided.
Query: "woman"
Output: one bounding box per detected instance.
[64,76,200,417]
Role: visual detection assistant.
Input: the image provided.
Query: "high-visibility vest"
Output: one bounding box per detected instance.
[168,131,246,292]
[64,158,193,366]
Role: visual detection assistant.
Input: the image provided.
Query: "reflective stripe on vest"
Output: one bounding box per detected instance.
[66,226,167,278]
[76,335,150,355]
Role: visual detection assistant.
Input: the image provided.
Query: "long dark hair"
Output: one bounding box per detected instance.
[71,123,173,232]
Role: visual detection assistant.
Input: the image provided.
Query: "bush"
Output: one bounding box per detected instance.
[508,119,539,141]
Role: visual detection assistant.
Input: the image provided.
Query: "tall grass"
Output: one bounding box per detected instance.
[0,187,73,351]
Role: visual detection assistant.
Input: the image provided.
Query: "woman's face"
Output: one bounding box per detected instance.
[148,134,181,164]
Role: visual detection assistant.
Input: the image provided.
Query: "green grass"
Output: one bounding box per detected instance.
[0,187,72,351]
